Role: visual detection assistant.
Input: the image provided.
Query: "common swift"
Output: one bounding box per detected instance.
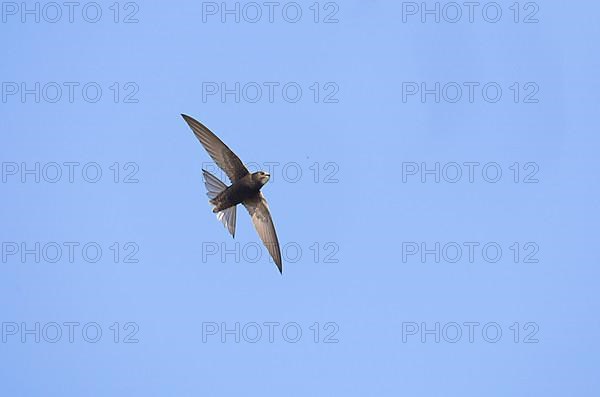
[181,114,283,273]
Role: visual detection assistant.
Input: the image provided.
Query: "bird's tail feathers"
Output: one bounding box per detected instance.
[202,169,227,200]
[202,169,236,238]
[216,206,236,238]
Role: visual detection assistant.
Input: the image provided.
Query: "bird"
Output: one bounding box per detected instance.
[181,114,283,273]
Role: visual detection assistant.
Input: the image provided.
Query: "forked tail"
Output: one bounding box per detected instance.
[202,169,236,238]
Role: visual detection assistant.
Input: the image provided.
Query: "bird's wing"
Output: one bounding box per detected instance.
[181,114,249,182]
[243,193,282,273]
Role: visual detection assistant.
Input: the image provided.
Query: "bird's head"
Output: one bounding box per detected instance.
[252,171,271,186]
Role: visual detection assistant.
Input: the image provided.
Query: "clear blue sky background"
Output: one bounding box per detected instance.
[1,1,599,395]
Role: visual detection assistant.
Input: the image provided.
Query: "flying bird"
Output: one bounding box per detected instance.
[181,114,283,273]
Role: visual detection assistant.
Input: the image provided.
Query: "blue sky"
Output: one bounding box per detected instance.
[1,1,599,395]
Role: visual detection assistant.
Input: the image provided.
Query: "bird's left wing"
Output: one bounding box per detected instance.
[181,114,249,182]
[243,193,282,273]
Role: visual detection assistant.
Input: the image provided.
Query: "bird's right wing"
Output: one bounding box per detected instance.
[181,114,249,182]
[243,193,283,273]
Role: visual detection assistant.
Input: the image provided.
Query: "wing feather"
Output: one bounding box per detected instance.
[243,193,282,273]
[182,114,249,182]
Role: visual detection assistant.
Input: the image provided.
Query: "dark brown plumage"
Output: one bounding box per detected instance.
[181,114,283,273]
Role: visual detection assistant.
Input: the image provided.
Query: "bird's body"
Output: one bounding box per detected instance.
[181,114,283,273]
[210,172,269,213]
